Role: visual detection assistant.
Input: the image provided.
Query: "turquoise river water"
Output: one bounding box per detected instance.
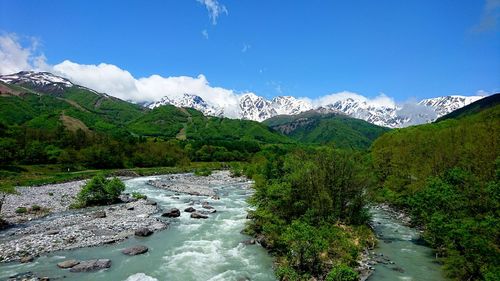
[0,175,445,281]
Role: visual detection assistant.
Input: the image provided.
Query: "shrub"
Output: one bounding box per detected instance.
[31,205,41,212]
[325,264,359,281]
[131,192,147,200]
[15,207,27,214]
[75,175,125,207]
[194,168,212,177]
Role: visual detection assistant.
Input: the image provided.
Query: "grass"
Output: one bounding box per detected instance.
[0,162,235,187]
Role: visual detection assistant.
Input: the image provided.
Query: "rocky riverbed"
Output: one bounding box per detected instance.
[147,171,248,196]
[0,171,276,281]
[0,178,168,263]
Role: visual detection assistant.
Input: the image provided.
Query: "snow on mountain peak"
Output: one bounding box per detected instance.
[418,95,484,117]
[0,71,73,93]
[147,93,223,117]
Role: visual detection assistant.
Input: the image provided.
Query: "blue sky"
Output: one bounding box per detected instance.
[0,0,499,103]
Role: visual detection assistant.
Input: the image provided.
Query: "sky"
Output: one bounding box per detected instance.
[0,0,499,108]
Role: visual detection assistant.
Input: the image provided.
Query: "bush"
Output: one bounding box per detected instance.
[325,264,359,281]
[131,192,147,200]
[31,205,41,211]
[194,168,212,177]
[75,175,125,207]
[15,207,27,214]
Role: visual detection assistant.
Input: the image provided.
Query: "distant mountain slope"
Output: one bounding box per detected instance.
[435,93,500,122]
[264,110,390,149]
[0,72,292,145]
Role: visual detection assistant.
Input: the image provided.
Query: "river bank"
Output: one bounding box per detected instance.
[0,171,275,281]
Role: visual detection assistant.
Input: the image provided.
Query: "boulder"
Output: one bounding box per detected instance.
[19,256,34,263]
[127,206,135,211]
[211,195,220,200]
[184,207,196,213]
[45,229,59,235]
[162,208,180,218]
[135,227,153,237]
[202,202,214,209]
[190,212,208,219]
[242,239,256,245]
[92,210,106,218]
[145,200,157,206]
[119,194,137,203]
[69,259,111,272]
[57,259,80,269]
[122,245,149,256]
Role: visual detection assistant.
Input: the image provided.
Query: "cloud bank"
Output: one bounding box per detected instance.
[0,32,478,120]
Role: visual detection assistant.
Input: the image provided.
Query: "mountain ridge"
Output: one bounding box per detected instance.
[0,71,486,128]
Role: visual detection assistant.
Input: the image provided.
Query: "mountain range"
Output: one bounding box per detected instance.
[0,71,486,128]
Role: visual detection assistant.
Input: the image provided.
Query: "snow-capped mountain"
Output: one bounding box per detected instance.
[272,96,312,115]
[0,71,73,94]
[418,95,484,117]
[147,93,224,117]
[238,93,278,121]
[0,71,486,128]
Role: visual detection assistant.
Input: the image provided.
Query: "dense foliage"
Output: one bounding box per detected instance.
[370,104,500,280]
[264,111,389,149]
[74,175,125,207]
[245,146,375,280]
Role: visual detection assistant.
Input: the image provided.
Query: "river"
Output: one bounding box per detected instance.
[0,174,446,281]
[367,206,445,281]
[0,175,275,281]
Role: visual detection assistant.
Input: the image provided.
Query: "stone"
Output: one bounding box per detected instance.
[19,255,34,263]
[211,195,220,200]
[127,206,135,211]
[92,210,106,218]
[202,202,214,209]
[184,207,196,213]
[145,200,157,205]
[45,229,59,235]
[69,259,111,272]
[242,239,256,245]
[162,208,180,218]
[57,259,80,269]
[134,227,153,237]
[121,245,149,256]
[391,266,405,273]
[190,212,208,219]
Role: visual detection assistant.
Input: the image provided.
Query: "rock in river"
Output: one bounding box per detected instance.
[69,259,111,272]
[184,207,196,213]
[122,245,149,256]
[135,227,153,237]
[162,208,180,218]
[190,212,208,219]
[57,259,80,268]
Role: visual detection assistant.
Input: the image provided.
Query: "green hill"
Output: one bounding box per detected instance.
[370,102,499,280]
[264,110,390,149]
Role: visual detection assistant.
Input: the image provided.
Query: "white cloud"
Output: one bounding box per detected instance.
[52,60,245,117]
[0,33,47,74]
[197,0,228,25]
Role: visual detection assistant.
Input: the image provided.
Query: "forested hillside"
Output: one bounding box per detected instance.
[264,111,389,149]
[0,80,293,175]
[370,98,500,280]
